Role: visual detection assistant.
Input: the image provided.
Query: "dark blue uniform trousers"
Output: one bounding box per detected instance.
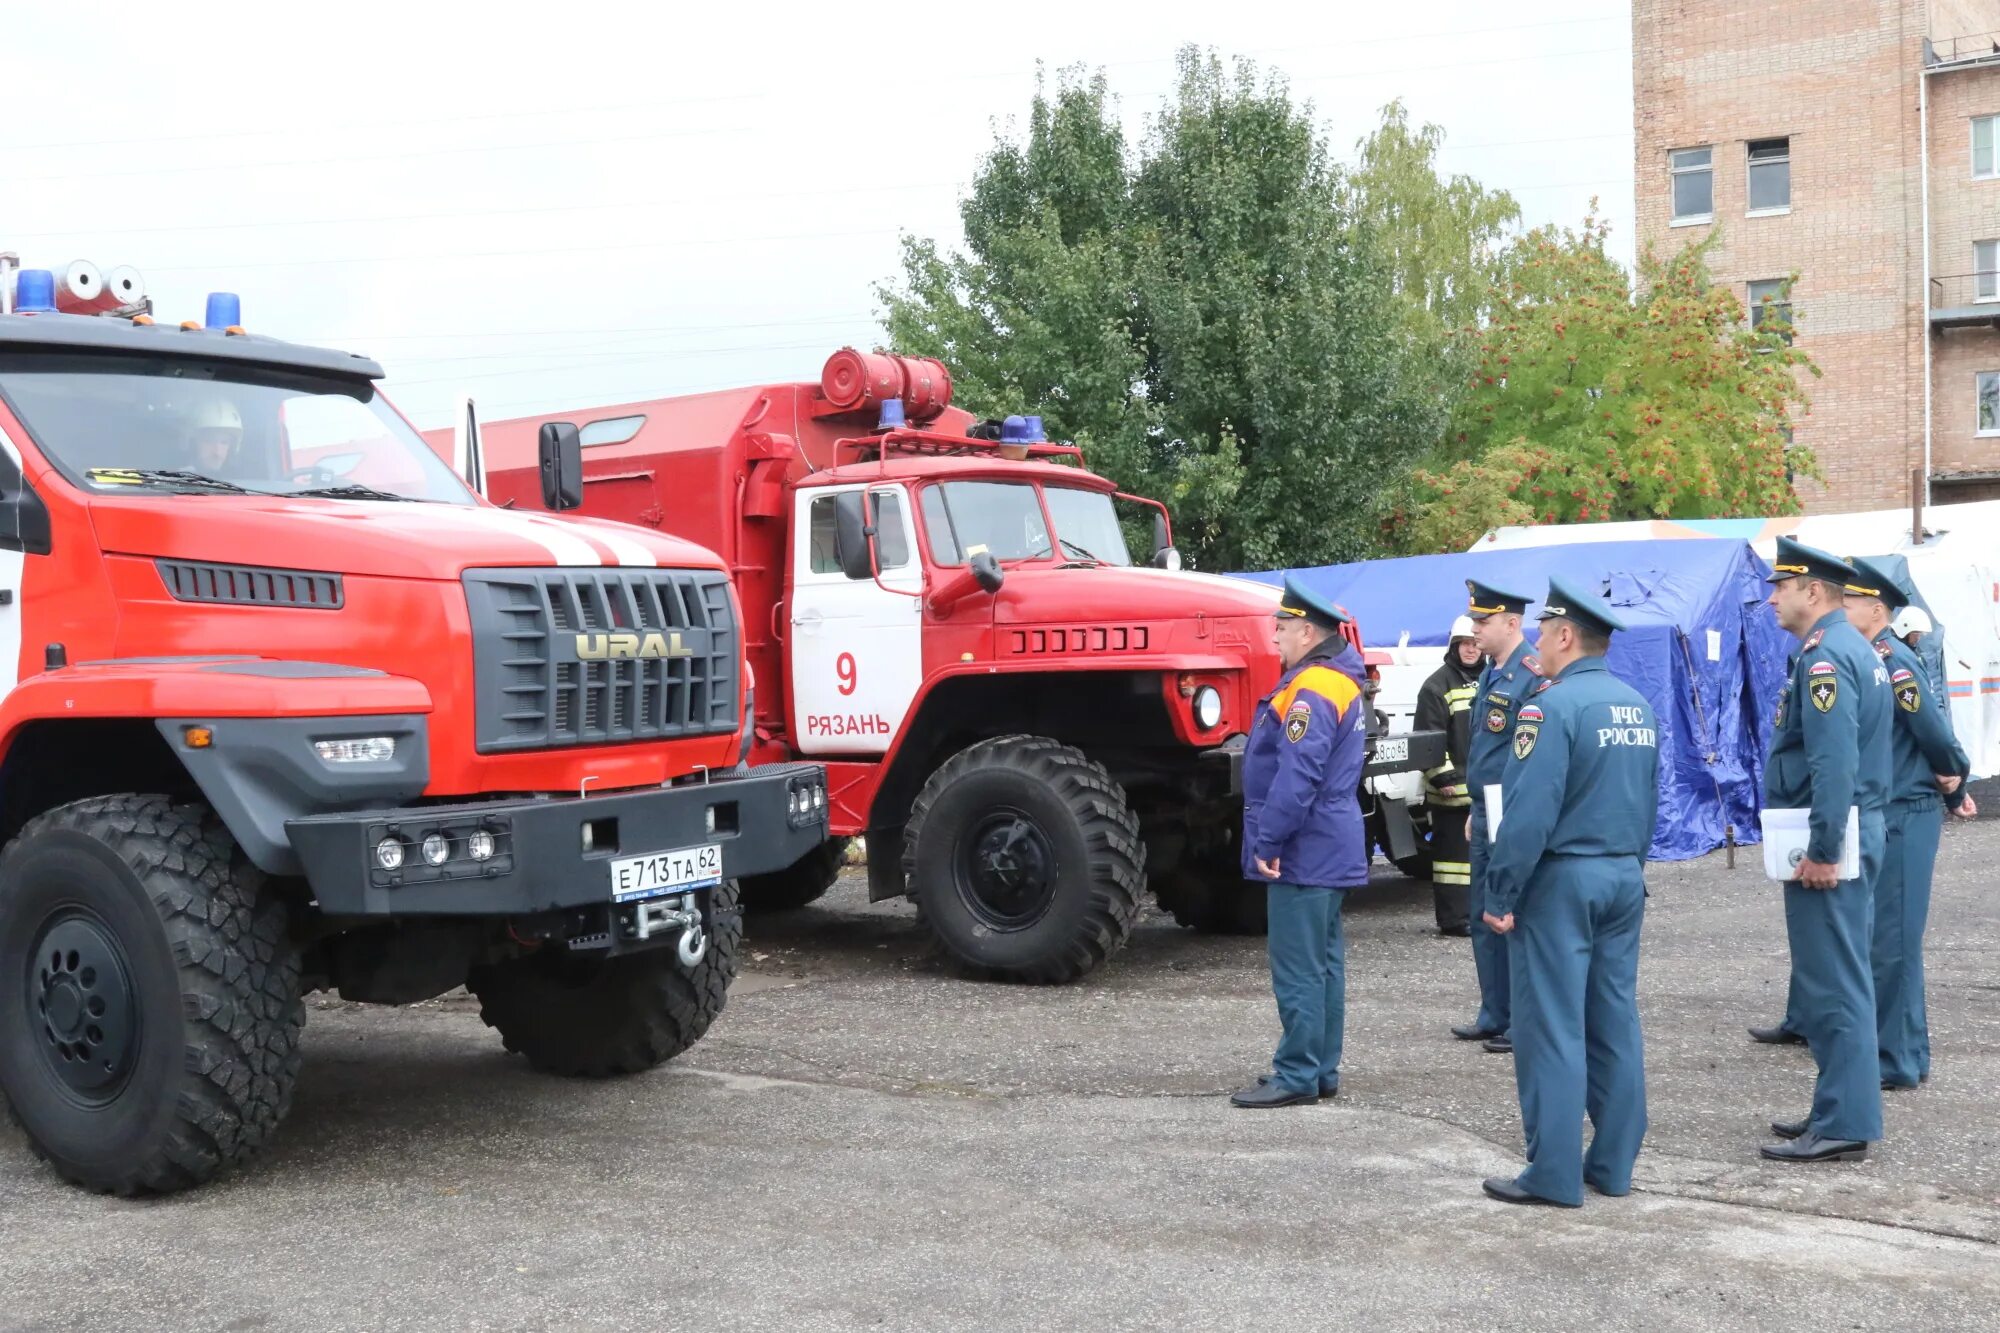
[1875,798,1942,1088]
[1266,882,1348,1095]
[1468,807,1510,1035]
[1505,855,1647,1206]
[1783,812,1885,1142]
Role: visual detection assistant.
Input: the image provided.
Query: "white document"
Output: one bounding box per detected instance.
[1706,629,1722,662]
[1484,784,1504,838]
[1759,807,1861,881]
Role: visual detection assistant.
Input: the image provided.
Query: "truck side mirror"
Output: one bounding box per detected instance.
[970,550,1004,594]
[833,490,876,581]
[1148,510,1181,570]
[537,421,583,511]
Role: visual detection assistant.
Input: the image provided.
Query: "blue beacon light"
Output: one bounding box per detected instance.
[876,397,907,431]
[13,269,58,314]
[204,292,242,328]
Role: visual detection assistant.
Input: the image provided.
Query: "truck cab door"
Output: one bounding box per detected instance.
[788,484,923,755]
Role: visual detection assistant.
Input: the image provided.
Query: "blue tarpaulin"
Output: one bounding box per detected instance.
[1237,540,1793,861]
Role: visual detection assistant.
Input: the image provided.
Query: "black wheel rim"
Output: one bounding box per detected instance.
[28,911,140,1104]
[952,806,1060,931]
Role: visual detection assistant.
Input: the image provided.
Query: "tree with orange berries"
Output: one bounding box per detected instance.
[1386,218,1819,553]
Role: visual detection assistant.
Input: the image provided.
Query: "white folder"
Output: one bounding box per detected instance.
[1759,807,1861,881]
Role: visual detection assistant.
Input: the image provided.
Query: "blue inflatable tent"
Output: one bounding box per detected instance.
[1237,540,1792,861]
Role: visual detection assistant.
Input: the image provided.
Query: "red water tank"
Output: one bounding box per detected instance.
[819,348,953,423]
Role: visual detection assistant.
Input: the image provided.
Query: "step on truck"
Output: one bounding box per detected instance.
[435,350,1442,984]
[0,255,827,1195]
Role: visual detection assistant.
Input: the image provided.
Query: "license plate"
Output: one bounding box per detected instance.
[1374,736,1410,765]
[609,844,722,903]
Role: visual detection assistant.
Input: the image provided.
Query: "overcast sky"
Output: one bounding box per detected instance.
[3,1,1633,431]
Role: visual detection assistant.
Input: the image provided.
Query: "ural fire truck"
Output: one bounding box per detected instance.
[0,255,827,1196]
[436,350,1441,984]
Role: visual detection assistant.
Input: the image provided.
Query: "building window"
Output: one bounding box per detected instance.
[1670,147,1714,222]
[1746,137,1790,212]
[1979,241,2000,301]
[1748,279,1793,344]
[1976,116,2000,179]
[1980,373,2000,435]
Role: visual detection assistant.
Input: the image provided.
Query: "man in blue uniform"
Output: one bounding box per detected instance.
[1231,576,1371,1108]
[1451,578,1541,1054]
[1760,538,1891,1163]
[1476,576,1658,1207]
[1845,557,1975,1092]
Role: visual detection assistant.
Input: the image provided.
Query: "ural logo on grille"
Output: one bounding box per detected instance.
[574,631,697,660]
[1008,626,1152,654]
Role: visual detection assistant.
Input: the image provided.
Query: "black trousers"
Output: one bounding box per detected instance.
[1426,798,1471,932]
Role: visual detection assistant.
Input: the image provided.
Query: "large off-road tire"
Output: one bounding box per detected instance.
[737,838,851,915]
[903,736,1143,984]
[467,878,741,1076]
[0,795,305,1196]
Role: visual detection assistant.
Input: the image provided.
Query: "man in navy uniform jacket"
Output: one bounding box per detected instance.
[1232,576,1370,1108]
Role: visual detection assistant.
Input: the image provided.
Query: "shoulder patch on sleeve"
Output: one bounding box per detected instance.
[1518,704,1544,723]
[1284,698,1311,742]
[1894,672,1921,713]
[1808,661,1836,675]
[1809,671,1838,713]
[1512,723,1539,759]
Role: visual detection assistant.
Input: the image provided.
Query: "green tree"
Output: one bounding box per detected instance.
[1348,99,1521,340]
[878,50,1443,571]
[1386,218,1819,553]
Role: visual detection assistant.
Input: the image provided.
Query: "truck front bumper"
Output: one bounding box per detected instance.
[284,763,829,917]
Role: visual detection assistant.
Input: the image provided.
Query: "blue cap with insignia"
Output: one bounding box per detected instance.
[1535,574,1627,635]
[1277,575,1351,630]
[1843,555,1910,610]
[1766,535,1857,587]
[1465,577,1532,620]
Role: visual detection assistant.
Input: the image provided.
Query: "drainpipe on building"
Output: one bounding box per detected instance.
[1921,57,1934,508]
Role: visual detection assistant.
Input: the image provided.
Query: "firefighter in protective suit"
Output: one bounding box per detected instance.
[1230,576,1370,1108]
[1416,616,1481,935]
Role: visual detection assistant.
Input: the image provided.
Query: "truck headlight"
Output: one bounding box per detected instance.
[315,737,396,764]
[421,832,452,866]
[466,829,497,862]
[375,836,406,871]
[1193,686,1223,730]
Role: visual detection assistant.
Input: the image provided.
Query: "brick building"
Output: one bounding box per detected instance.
[1633,0,2000,508]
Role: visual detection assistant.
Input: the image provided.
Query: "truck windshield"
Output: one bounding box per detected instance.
[920,480,1131,566]
[0,352,475,504]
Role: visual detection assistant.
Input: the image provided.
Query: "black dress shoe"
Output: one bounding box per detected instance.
[1231,1081,1317,1108]
[1770,1117,1808,1140]
[1482,1176,1580,1207]
[1747,1025,1805,1045]
[1882,1079,1919,1092]
[1483,1034,1514,1054]
[1760,1131,1868,1163]
[1452,1023,1501,1041]
[1438,924,1471,938]
[1256,1074,1339,1098]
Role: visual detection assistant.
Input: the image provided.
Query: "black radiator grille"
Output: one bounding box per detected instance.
[464,567,739,753]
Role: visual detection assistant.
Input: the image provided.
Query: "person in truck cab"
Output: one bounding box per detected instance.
[1416,615,1482,936]
[1231,577,1370,1109]
[182,391,246,475]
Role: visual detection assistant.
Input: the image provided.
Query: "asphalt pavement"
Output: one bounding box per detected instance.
[3,821,1997,1332]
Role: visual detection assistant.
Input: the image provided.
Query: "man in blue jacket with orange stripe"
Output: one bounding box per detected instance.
[1231,576,1371,1108]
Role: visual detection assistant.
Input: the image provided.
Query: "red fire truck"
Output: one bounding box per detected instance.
[0,254,826,1195]
[437,350,1441,985]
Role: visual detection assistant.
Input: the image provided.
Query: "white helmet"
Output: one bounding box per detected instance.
[185,392,242,436]
[1891,606,1934,638]
[1448,615,1476,643]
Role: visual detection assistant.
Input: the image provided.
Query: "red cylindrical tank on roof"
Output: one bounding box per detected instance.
[819,348,953,422]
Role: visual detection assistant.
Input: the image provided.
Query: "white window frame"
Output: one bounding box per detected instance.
[1747,279,1793,344]
[1978,241,2000,302]
[1975,115,2000,180]
[1669,146,1714,226]
[1745,137,1791,216]
[1979,372,2000,437]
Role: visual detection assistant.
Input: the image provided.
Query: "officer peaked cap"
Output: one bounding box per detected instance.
[1465,578,1531,620]
[1765,535,1856,587]
[1843,555,1910,610]
[1535,574,1626,635]
[1277,575,1351,630]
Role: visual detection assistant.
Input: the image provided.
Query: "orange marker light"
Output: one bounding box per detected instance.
[182,726,214,749]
